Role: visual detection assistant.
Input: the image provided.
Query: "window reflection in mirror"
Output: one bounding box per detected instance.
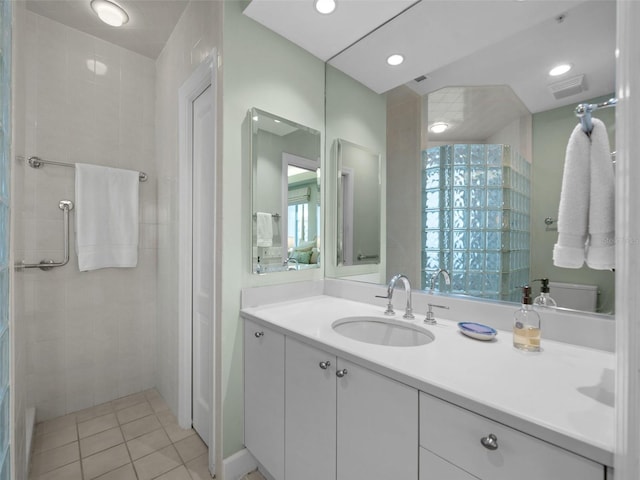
[250,108,321,274]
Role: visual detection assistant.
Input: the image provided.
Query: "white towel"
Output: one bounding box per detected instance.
[75,163,139,272]
[256,212,273,247]
[586,119,615,269]
[553,119,615,270]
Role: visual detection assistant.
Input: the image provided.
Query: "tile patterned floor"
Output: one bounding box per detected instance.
[29,389,212,480]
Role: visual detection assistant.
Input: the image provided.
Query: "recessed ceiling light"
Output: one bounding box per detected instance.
[315,0,336,14]
[386,54,404,66]
[90,0,129,27]
[549,64,572,77]
[429,122,449,134]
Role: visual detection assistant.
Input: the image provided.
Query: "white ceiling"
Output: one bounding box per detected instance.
[245,0,616,114]
[243,0,418,61]
[25,0,189,59]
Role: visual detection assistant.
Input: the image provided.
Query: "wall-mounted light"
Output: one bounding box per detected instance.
[386,54,404,66]
[549,64,572,77]
[90,0,129,27]
[429,122,449,134]
[315,0,336,14]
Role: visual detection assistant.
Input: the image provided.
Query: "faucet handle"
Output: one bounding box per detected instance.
[375,294,395,316]
[424,303,450,325]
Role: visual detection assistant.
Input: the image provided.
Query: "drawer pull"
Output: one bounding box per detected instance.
[480,433,499,451]
[336,369,348,378]
[319,361,331,370]
[254,331,264,338]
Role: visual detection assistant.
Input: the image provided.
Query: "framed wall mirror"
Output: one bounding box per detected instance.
[325,0,616,315]
[250,108,321,273]
[336,139,381,267]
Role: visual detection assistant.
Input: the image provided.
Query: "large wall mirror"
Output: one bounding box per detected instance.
[250,108,321,273]
[325,0,616,315]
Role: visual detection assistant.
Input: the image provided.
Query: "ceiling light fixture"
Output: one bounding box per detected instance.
[90,0,129,27]
[429,122,449,134]
[386,54,404,66]
[314,0,336,14]
[549,64,572,77]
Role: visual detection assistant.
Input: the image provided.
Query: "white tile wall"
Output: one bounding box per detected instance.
[15,12,158,421]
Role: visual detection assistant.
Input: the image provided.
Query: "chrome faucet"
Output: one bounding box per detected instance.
[429,269,451,294]
[284,257,299,271]
[376,274,414,319]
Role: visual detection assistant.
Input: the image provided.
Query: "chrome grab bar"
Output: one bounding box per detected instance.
[28,156,148,182]
[357,253,380,261]
[17,200,74,271]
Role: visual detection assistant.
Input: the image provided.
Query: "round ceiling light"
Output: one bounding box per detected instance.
[429,122,449,134]
[90,0,129,27]
[386,54,404,66]
[549,64,572,76]
[315,0,336,14]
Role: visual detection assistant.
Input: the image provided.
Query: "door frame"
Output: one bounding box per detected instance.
[178,53,218,470]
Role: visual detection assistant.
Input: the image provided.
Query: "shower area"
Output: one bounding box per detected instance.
[422,143,531,302]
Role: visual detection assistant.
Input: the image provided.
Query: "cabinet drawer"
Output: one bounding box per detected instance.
[419,393,603,480]
[420,448,478,480]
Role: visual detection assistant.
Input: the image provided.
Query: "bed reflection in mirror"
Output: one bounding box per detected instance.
[250,108,321,274]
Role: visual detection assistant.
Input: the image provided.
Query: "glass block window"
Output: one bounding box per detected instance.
[422,145,530,302]
[0,0,11,478]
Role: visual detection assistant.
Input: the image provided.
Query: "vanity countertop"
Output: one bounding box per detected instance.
[241,295,615,467]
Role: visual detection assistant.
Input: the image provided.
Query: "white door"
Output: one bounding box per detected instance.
[192,83,214,446]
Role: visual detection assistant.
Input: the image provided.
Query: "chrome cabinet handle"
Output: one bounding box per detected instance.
[319,361,331,370]
[480,433,498,450]
[336,369,348,378]
[254,331,264,338]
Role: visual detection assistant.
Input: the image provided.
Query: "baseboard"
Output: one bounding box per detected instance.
[222,448,257,480]
[25,407,36,472]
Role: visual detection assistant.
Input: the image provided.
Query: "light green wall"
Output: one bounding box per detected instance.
[531,94,615,313]
[325,65,387,281]
[222,0,325,457]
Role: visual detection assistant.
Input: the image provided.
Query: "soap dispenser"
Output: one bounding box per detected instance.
[513,285,541,352]
[532,278,557,307]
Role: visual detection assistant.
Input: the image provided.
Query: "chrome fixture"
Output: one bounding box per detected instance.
[429,269,451,294]
[28,156,148,182]
[336,369,348,378]
[319,361,331,370]
[480,433,499,451]
[376,274,414,319]
[575,97,617,134]
[17,200,74,271]
[424,303,450,325]
[284,257,299,270]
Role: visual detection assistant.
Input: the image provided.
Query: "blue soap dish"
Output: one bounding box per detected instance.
[458,322,497,341]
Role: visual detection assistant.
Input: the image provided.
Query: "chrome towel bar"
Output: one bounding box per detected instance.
[28,156,148,182]
[16,200,74,271]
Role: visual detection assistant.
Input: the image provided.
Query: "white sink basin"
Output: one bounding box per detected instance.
[332,316,435,347]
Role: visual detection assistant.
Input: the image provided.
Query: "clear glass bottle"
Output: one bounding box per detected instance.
[513,285,541,352]
[533,278,557,307]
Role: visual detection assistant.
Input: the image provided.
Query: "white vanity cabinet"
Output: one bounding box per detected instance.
[244,319,285,480]
[419,393,605,480]
[285,336,418,480]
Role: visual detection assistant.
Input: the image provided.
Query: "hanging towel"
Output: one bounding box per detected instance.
[553,119,615,269]
[586,118,615,269]
[256,212,273,247]
[75,163,139,272]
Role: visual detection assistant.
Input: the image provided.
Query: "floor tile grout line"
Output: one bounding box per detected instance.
[76,417,86,480]
[120,421,141,480]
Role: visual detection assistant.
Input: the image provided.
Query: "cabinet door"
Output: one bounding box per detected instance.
[244,319,285,480]
[337,359,418,480]
[285,338,336,480]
